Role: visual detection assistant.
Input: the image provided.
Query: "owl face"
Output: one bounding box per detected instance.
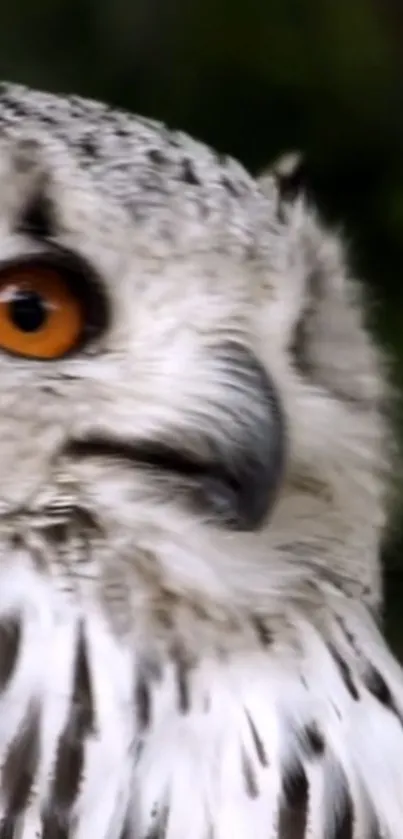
[0,83,388,615]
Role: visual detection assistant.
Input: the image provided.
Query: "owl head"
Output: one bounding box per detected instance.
[0,83,389,616]
[0,82,397,839]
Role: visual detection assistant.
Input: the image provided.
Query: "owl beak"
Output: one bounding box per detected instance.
[63,352,286,534]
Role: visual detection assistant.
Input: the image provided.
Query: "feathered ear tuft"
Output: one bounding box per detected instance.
[258,151,306,217]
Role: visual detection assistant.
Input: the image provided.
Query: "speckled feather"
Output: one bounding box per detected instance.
[0,82,398,839]
[0,82,270,261]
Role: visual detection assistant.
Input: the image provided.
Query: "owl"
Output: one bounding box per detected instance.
[0,81,400,839]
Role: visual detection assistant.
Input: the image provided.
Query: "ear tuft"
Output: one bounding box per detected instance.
[258,151,306,217]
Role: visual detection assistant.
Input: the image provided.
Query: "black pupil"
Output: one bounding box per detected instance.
[9,289,47,332]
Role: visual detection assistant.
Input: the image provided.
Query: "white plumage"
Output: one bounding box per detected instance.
[0,81,399,838]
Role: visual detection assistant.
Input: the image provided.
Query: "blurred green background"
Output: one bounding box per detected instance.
[1,0,403,644]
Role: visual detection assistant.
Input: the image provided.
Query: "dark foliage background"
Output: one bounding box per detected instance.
[1,0,403,645]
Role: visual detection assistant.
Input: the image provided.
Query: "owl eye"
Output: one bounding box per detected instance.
[0,262,86,359]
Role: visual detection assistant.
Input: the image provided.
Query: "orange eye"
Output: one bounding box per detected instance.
[0,264,85,359]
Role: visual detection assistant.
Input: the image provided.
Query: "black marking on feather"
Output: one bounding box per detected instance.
[335,613,381,661]
[303,722,325,757]
[71,625,94,734]
[147,148,167,166]
[50,624,94,816]
[176,661,190,713]
[289,266,321,379]
[324,768,356,839]
[245,710,268,767]
[251,615,273,647]
[42,811,69,839]
[1,703,40,819]
[335,786,354,839]
[119,819,133,839]
[45,522,69,546]
[172,649,191,714]
[240,746,259,799]
[364,665,403,726]
[17,188,55,240]
[335,616,395,727]
[328,644,359,700]
[335,616,356,648]
[279,763,308,839]
[145,804,169,839]
[180,158,200,186]
[79,136,100,160]
[0,617,22,690]
[0,821,14,839]
[73,506,100,554]
[221,175,240,197]
[134,739,144,765]
[135,670,151,731]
